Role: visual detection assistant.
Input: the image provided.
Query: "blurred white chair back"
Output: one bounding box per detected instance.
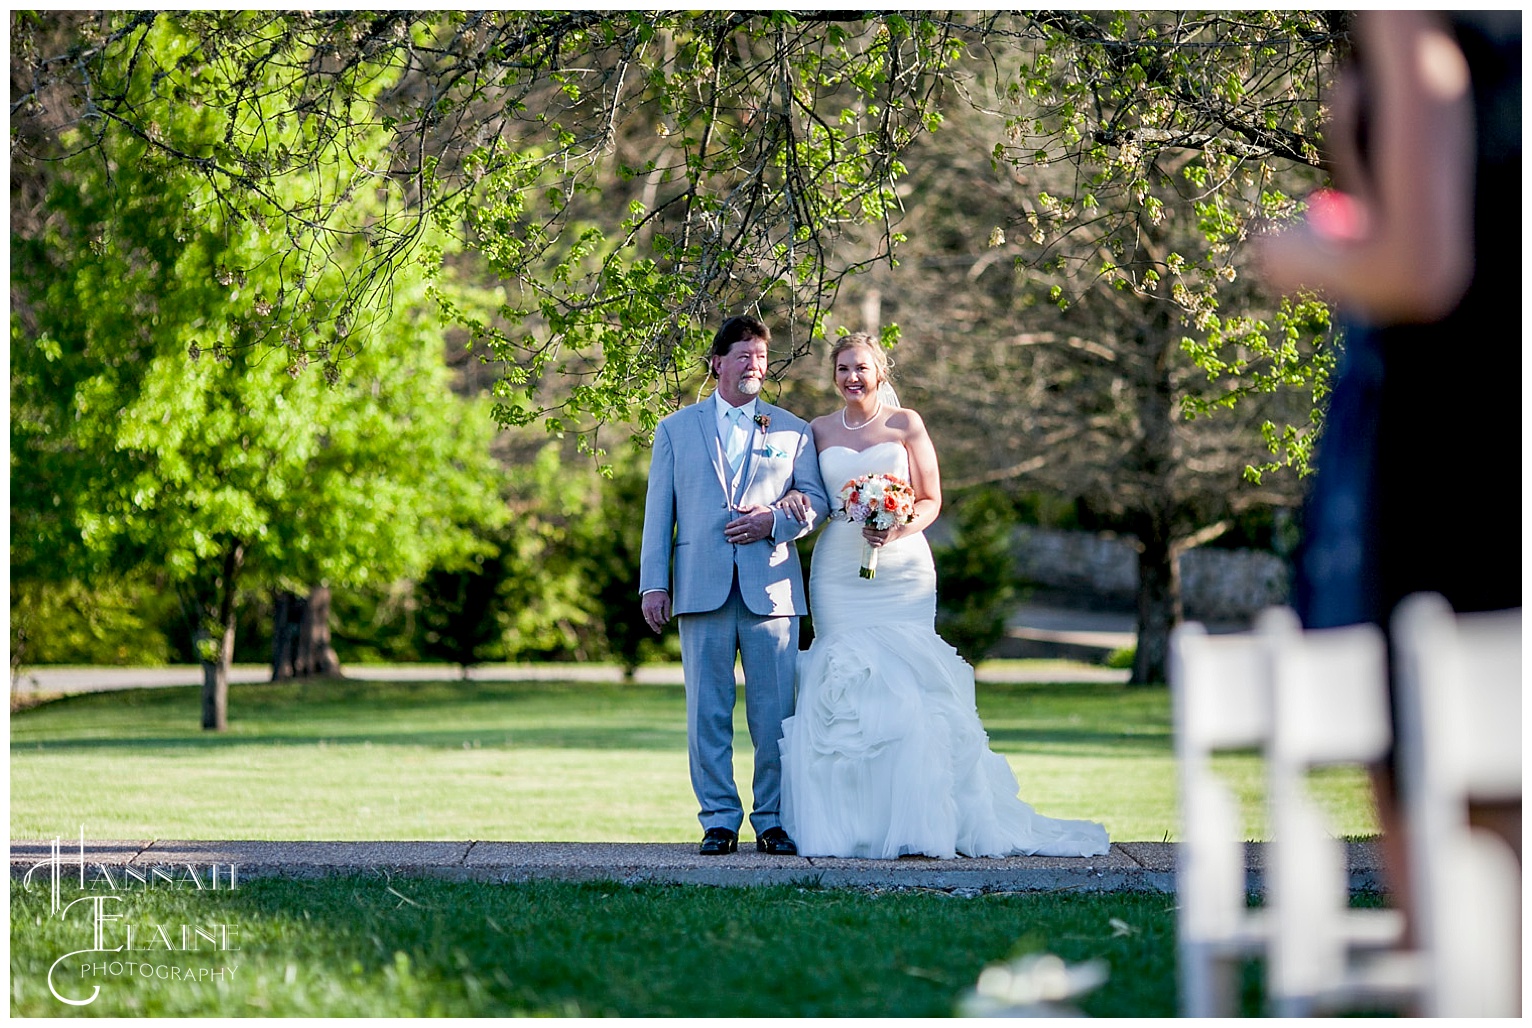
[1392,593,1521,1017]
[1170,620,1272,1017]
[1261,607,1416,1016]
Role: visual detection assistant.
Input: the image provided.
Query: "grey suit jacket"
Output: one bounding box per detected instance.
[640,398,829,617]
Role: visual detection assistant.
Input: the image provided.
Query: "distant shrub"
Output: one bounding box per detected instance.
[11,578,178,667]
[934,488,1020,664]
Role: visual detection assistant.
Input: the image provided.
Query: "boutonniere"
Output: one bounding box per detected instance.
[754,413,771,434]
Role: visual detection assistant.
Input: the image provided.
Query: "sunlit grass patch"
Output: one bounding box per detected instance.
[10,676,1377,842]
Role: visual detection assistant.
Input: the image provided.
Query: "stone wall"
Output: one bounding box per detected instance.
[1012,525,1291,624]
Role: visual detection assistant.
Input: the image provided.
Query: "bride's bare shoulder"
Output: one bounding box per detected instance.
[808,415,839,449]
[885,406,926,434]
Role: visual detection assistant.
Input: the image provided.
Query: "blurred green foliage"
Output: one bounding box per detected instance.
[934,488,1021,664]
[10,578,180,668]
[10,19,506,697]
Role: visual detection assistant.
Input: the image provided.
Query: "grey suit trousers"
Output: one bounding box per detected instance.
[678,573,799,834]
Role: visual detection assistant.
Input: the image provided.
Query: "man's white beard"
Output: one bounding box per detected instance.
[739,378,762,396]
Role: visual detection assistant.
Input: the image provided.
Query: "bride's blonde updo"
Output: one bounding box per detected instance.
[830,332,892,388]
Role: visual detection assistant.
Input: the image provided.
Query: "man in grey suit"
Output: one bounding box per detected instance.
[640,315,829,855]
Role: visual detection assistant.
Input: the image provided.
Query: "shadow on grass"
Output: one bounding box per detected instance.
[12,677,1172,758]
[15,724,1158,756]
[14,727,692,753]
[14,724,1166,759]
[10,876,1182,1017]
[12,678,662,714]
[11,680,692,752]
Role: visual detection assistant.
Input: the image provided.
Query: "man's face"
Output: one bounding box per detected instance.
[712,336,769,405]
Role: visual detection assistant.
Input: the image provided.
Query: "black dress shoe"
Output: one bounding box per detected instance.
[756,826,798,855]
[699,827,738,855]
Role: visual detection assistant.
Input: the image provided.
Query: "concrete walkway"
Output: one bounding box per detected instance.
[9,602,1149,697]
[1004,602,1137,652]
[11,659,1129,697]
[9,839,1389,894]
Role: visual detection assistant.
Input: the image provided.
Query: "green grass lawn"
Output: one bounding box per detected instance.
[9,674,1379,842]
[11,876,1186,1017]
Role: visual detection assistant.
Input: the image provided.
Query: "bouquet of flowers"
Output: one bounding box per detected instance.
[836,473,918,579]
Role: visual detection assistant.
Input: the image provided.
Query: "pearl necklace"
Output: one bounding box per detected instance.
[841,400,883,431]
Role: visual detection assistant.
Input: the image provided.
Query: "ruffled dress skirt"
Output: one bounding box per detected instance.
[779,443,1109,859]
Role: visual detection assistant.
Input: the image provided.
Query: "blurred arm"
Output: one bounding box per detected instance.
[1256,10,1475,324]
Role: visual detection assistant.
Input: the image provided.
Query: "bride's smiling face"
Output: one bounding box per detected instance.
[834,345,881,404]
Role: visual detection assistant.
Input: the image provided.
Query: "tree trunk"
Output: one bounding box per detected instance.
[271,586,342,681]
[1127,300,1181,687]
[861,288,882,334]
[1131,524,1180,686]
[299,586,341,677]
[199,620,234,731]
[270,591,299,681]
[200,542,244,731]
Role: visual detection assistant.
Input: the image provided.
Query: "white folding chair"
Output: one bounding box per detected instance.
[1392,593,1521,1017]
[1171,620,1273,1017]
[1262,607,1418,1016]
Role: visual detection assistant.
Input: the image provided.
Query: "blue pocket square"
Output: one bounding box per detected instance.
[760,444,789,459]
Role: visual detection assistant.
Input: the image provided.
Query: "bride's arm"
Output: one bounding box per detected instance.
[865,409,941,547]
[899,410,942,537]
[775,489,811,522]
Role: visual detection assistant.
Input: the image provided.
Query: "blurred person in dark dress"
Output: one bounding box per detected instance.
[1258,8,1521,911]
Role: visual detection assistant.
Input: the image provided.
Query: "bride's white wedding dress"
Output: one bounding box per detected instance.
[779,441,1110,859]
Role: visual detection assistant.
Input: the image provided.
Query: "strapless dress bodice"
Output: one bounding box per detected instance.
[817,441,909,500]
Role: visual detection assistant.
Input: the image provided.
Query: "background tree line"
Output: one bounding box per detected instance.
[13,12,1353,719]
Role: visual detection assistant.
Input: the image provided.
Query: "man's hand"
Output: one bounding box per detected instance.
[641,590,672,634]
[724,505,775,545]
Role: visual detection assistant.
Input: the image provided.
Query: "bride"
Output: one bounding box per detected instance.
[775,334,1109,860]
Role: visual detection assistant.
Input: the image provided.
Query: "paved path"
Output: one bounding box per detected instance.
[1006,602,1137,651]
[9,839,1388,894]
[10,604,1150,697]
[11,660,1129,696]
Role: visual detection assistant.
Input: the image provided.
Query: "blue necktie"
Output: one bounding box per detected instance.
[725,408,747,473]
